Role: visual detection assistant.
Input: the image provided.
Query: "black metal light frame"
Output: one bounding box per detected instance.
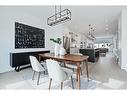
[47,8,71,26]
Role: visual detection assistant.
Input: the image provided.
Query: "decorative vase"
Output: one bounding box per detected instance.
[54,43,59,56]
[59,46,66,56]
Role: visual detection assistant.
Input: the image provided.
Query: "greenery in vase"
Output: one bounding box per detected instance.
[50,38,62,45]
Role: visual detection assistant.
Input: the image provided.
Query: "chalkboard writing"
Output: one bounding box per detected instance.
[15,22,45,48]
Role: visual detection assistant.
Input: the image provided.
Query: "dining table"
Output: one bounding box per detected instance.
[38,53,89,89]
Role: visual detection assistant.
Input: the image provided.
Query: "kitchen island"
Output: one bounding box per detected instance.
[80,48,99,62]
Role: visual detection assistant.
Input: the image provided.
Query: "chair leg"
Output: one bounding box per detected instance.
[71,76,74,89]
[61,82,63,90]
[49,78,52,90]
[45,69,48,75]
[32,71,35,80]
[44,70,46,75]
[37,72,41,85]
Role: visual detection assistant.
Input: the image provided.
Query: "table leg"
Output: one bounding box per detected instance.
[76,63,81,89]
[85,59,89,81]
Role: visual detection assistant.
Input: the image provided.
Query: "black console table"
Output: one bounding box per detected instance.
[10,50,50,72]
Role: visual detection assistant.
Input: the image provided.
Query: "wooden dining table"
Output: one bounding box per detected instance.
[38,53,89,89]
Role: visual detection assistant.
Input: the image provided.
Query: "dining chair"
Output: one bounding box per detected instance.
[29,56,46,85]
[65,53,84,75]
[46,59,74,90]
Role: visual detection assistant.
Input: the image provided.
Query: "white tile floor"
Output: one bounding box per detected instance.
[0,52,127,90]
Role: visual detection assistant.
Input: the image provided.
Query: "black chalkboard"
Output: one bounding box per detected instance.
[15,22,45,49]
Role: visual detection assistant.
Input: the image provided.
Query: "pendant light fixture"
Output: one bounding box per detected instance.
[88,24,96,40]
[47,6,71,26]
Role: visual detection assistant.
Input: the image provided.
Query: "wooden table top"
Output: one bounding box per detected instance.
[39,53,89,63]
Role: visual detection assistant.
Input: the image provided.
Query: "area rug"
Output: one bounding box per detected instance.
[23,74,97,90]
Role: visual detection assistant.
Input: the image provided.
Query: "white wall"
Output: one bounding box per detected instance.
[113,33,117,49]
[120,10,127,71]
[117,9,127,71]
[117,13,122,66]
[0,6,64,73]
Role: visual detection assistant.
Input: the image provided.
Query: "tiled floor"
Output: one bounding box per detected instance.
[0,52,127,90]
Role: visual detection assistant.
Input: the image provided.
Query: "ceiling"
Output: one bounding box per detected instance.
[61,6,127,38]
[1,6,127,39]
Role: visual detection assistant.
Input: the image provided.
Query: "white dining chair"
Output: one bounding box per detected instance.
[29,56,46,85]
[65,53,84,75]
[46,59,74,90]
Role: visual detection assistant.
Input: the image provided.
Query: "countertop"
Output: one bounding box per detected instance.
[80,48,99,50]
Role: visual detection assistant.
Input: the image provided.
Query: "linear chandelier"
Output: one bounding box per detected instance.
[47,6,71,26]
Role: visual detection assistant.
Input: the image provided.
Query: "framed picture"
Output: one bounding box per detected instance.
[15,22,45,49]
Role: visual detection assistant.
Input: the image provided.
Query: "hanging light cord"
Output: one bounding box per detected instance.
[55,5,57,20]
[60,6,61,18]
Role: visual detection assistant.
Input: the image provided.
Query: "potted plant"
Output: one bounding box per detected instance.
[50,38,66,56]
[50,38,61,56]
[50,38,62,45]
